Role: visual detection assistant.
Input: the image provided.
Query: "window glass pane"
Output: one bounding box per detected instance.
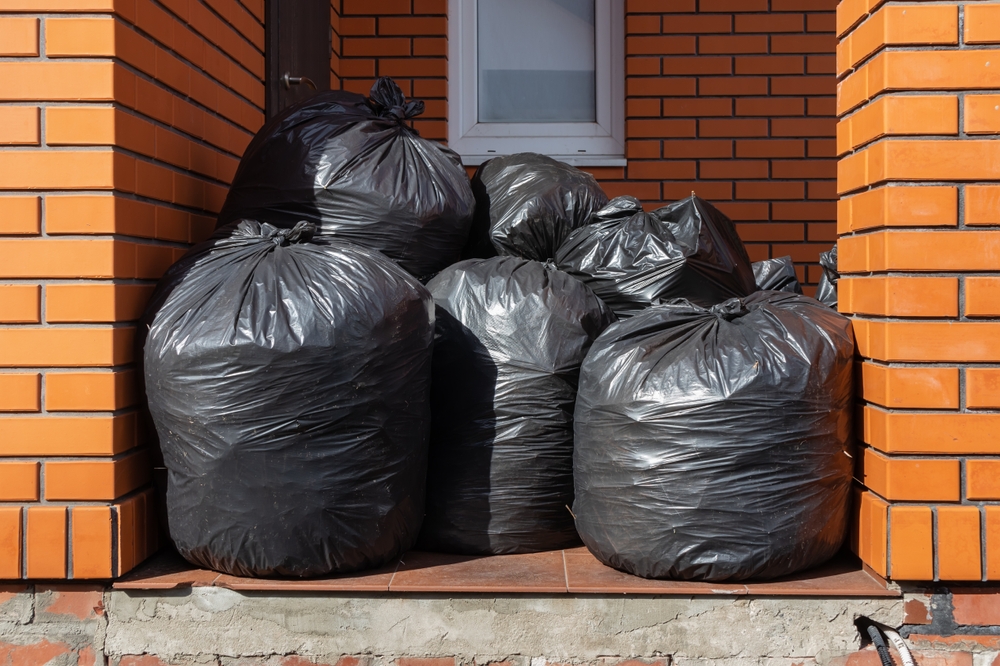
[477,0,596,123]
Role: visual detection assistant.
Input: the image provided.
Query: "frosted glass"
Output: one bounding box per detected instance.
[478,0,596,123]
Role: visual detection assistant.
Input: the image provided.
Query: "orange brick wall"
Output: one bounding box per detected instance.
[0,0,265,580]
[839,0,1000,581]
[331,0,838,290]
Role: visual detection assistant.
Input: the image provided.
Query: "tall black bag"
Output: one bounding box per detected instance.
[217,78,475,279]
[420,257,615,554]
[142,220,434,577]
[555,195,756,318]
[574,291,855,581]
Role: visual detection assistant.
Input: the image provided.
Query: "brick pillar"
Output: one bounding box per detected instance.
[0,1,264,579]
[838,1,1000,581]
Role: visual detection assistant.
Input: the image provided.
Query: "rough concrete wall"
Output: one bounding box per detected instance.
[1,583,911,666]
[12,583,1000,666]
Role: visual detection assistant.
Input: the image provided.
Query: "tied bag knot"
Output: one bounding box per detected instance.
[368,76,425,121]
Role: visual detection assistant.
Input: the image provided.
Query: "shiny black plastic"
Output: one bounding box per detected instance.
[142,220,434,578]
[217,77,475,279]
[816,244,839,308]
[555,195,756,318]
[420,257,615,554]
[574,291,855,581]
[467,153,609,261]
[752,255,803,294]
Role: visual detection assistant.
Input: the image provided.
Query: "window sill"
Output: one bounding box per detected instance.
[113,548,898,597]
[460,155,628,167]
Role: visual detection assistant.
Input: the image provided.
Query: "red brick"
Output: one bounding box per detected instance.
[378,17,445,35]
[700,118,768,137]
[773,160,837,179]
[700,160,769,179]
[629,0,695,11]
[378,58,445,77]
[736,222,805,241]
[661,56,732,75]
[626,15,660,34]
[342,37,410,57]
[0,640,73,666]
[698,35,768,54]
[735,55,804,75]
[904,598,933,625]
[664,180,733,200]
[736,181,806,200]
[698,76,768,97]
[341,17,375,35]
[772,34,837,53]
[808,139,836,158]
[662,98,732,117]
[628,119,696,138]
[627,77,697,97]
[413,0,445,12]
[628,140,661,159]
[736,97,805,117]
[807,54,836,74]
[773,117,836,137]
[37,586,104,620]
[735,14,804,33]
[773,201,835,220]
[699,0,767,11]
[628,35,695,55]
[663,139,732,158]
[628,161,697,180]
[771,76,835,95]
[807,13,835,33]
[952,590,1000,625]
[343,0,410,14]
[627,57,661,76]
[716,203,769,221]
[736,139,805,157]
[661,14,732,34]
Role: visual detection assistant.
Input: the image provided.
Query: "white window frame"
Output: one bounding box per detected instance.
[447,0,625,166]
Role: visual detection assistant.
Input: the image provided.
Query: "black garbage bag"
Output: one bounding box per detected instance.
[420,256,615,554]
[815,244,839,308]
[217,77,475,279]
[555,195,756,318]
[752,255,803,294]
[466,153,609,261]
[142,220,434,577]
[573,291,855,581]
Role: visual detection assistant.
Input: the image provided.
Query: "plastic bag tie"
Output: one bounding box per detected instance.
[710,298,749,321]
[369,76,425,120]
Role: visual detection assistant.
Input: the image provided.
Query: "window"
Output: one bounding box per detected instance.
[448,0,625,166]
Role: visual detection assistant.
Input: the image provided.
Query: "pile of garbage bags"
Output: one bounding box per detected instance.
[141,77,853,582]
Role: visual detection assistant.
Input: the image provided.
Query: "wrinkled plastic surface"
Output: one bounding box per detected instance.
[816,244,839,308]
[467,153,609,261]
[555,195,757,318]
[217,77,475,279]
[420,257,615,554]
[142,220,434,578]
[752,256,803,294]
[574,291,855,581]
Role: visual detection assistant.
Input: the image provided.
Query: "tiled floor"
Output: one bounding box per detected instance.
[114,548,899,597]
